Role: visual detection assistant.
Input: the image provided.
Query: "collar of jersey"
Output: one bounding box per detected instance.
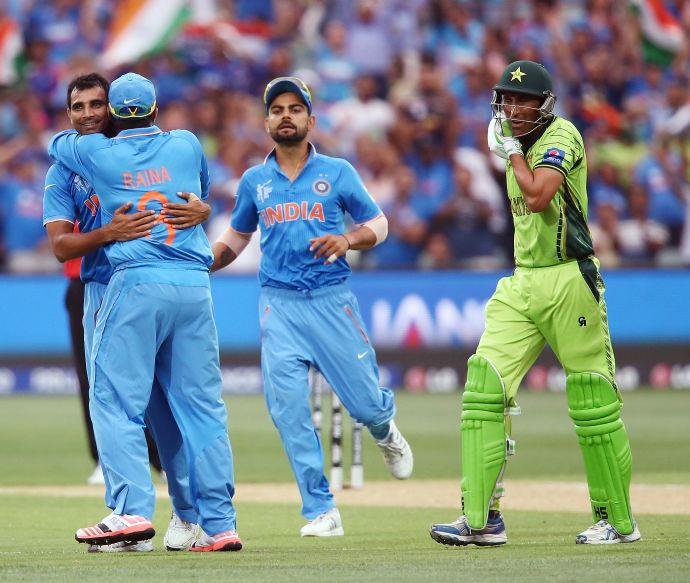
[113,125,163,139]
[264,142,317,175]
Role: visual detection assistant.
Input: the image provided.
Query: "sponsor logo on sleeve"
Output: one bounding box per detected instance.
[542,147,566,167]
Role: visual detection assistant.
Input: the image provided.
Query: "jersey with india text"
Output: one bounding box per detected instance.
[232,144,381,291]
[506,116,593,268]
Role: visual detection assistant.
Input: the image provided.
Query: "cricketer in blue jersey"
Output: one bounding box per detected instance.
[43,73,212,552]
[212,77,414,537]
[48,72,241,552]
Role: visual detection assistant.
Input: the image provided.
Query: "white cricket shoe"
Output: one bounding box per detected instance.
[88,539,154,553]
[300,507,344,537]
[375,421,413,479]
[87,464,105,486]
[164,513,199,551]
[575,520,641,545]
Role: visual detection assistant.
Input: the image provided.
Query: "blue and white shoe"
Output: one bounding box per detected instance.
[575,520,641,545]
[430,513,507,547]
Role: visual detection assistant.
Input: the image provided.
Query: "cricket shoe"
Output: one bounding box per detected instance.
[575,520,641,545]
[375,421,413,479]
[429,513,507,547]
[189,530,242,552]
[75,513,155,546]
[300,507,344,537]
[88,539,154,553]
[164,512,199,551]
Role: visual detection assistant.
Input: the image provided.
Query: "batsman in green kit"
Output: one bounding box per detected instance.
[430,61,640,547]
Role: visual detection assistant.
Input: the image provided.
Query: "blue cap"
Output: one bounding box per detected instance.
[108,72,157,119]
[263,76,312,114]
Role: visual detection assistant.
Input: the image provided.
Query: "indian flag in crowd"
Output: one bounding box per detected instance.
[100,0,216,70]
[0,14,23,86]
[630,0,685,66]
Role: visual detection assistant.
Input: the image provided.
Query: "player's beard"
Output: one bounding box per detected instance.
[270,123,308,144]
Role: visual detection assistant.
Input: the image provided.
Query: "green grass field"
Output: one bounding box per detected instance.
[1,391,689,581]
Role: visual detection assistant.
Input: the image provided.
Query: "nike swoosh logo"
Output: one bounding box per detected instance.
[357,352,368,359]
[44,184,57,190]
[123,98,139,105]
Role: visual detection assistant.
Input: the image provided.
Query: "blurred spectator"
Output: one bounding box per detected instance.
[424,0,484,70]
[618,185,670,266]
[354,135,399,207]
[1,151,56,273]
[346,0,393,78]
[589,161,627,219]
[327,73,395,156]
[589,200,623,269]
[432,160,502,270]
[367,165,428,268]
[312,21,357,105]
[419,232,454,270]
[633,135,686,244]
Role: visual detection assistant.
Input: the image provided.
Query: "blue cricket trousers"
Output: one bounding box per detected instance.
[90,267,236,535]
[260,283,395,519]
[85,281,197,524]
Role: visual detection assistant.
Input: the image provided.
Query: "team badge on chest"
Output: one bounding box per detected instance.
[312,176,331,196]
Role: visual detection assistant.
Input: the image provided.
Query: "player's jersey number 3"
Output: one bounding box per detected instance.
[138,190,175,245]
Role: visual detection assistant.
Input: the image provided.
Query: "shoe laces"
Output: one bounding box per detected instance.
[170,513,193,529]
[309,509,337,527]
[380,430,407,460]
[451,515,469,528]
[103,513,128,531]
[588,520,610,532]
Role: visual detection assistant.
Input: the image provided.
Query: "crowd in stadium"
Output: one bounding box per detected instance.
[0,0,689,273]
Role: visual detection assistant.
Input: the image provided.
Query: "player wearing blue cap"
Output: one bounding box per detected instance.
[212,76,413,537]
[48,73,241,552]
[43,72,211,552]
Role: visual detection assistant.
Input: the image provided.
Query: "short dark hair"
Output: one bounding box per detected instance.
[66,73,110,109]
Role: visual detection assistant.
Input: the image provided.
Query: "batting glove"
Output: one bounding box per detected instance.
[487,117,523,159]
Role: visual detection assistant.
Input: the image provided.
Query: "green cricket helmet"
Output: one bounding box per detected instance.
[491,60,556,136]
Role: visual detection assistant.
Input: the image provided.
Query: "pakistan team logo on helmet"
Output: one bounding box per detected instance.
[491,60,556,137]
[312,177,331,196]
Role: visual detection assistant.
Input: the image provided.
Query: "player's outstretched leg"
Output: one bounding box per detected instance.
[567,372,640,545]
[430,354,512,547]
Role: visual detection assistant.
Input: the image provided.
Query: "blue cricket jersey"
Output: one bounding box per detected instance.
[231,145,381,291]
[48,125,212,271]
[42,162,113,284]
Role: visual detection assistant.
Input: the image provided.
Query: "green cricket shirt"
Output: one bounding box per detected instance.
[506,116,594,267]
